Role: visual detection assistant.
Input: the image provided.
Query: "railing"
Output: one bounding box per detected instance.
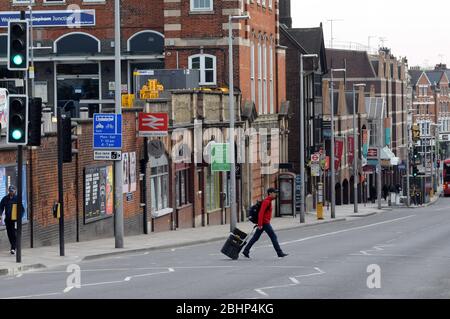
[326,40,379,55]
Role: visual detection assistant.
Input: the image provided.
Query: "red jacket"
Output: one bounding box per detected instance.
[258,196,273,228]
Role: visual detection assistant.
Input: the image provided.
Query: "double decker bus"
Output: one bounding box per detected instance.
[444,159,450,196]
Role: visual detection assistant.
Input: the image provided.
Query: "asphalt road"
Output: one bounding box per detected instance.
[1,198,450,299]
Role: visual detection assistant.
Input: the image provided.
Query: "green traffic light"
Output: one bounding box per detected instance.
[12,54,24,66]
[12,129,23,141]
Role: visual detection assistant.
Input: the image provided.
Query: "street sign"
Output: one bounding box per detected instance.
[311,164,321,177]
[138,113,169,137]
[93,114,122,150]
[367,148,378,159]
[211,143,231,172]
[311,153,320,163]
[94,151,122,161]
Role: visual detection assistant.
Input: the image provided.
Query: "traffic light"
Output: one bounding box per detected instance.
[7,20,28,71]
[61,114,78,163]
[28,98,42,146]
[7,95,28,145]
[412,166,419,177]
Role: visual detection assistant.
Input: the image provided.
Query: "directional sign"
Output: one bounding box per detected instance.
[94,151,122,161]
[138,113,169,137]
[93,114,122,150]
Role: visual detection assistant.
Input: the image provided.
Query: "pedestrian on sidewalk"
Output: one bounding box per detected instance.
[242,188,288,259]
[0,186,23,255]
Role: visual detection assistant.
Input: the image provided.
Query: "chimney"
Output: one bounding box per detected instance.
[279,0,292,29]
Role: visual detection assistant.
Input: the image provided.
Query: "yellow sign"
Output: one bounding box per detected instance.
[140,79,164,100]
[122,94,135,108]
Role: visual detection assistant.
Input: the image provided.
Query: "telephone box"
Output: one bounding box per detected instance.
[278,172,296,217]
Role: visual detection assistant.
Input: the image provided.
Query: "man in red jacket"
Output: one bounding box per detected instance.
[242,188,288,258]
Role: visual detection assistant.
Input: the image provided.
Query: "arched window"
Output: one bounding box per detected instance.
[189,54,216,85]
[54,32,100,54]
[128,30,164,54]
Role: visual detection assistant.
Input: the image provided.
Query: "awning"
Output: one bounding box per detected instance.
[380,146,400,166]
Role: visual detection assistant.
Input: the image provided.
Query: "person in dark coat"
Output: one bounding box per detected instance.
[0,185,24,255]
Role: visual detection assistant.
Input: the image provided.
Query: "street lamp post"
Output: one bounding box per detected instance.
[114,0,124,248]
[330,68,346,219]
[352,84,366,213]
[228,13,249,232]
[300,54,318,223]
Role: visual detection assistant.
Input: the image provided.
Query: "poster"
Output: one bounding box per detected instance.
[84,165,114,223]
[122,152,129,193]
[334,139,344,170]
[347,136,354,166]
[129,152,137,192]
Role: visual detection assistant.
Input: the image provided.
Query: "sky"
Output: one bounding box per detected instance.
[291,0,449,69]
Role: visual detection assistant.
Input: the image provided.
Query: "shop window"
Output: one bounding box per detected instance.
[150,155,170,215]
[206,170,220,212]
[176,169,190,207]
[188,54,216,85]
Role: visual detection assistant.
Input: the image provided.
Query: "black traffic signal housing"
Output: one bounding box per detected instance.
[413,149,420,164]
[7,20,28,71]
[28,97,42,146]
[412,166,419,178]
[61,114,78,163]
[7,94,28,145]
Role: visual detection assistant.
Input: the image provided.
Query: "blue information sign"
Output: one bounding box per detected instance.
[93,114,122,150]
[0,10,96,28]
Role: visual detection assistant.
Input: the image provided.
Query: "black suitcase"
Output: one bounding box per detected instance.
[221,226,256,260]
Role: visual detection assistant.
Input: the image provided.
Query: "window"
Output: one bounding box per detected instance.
[263,40,268,114]
[206,170,220,212]
[258,42,263,114]
[269,44,274,114]
[191,0,213,11]
[189,54,216,85]
[176,169,190,207]
[150,155,169,215]
[250,41,255,103]
[13,0,35,4]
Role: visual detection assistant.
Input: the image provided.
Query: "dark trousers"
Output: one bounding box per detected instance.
[243,224,283,256]
[5,220,16,250]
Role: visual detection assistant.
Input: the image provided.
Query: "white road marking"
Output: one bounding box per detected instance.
[16,274,23,278]
[254,267,325,297]
[257,215,416,249]
[2,292,61,299]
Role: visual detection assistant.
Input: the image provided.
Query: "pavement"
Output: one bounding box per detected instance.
[0,192,441,277]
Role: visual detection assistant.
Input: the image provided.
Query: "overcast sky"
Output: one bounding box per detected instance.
[291,0,448,69]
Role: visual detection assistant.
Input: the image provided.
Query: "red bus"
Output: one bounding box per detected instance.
[444,159,450,196]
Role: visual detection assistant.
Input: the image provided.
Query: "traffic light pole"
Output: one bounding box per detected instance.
[57,108,65,256]
[16,145,23,263]
[406,122,410,207]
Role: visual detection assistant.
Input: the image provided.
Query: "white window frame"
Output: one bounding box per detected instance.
[263,40,268,115]
[258,41,263,114]
[250,41,255,103]
[150,155,171,217]
[190,0,213,12]
[189,54,217,85]
[269,44,274,114]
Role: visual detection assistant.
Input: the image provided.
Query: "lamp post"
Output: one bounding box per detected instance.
[228,13,249,232]
[299,54,318,223]
[352,84,366,213]
[330,68,346,219]
[114,0,124,248]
